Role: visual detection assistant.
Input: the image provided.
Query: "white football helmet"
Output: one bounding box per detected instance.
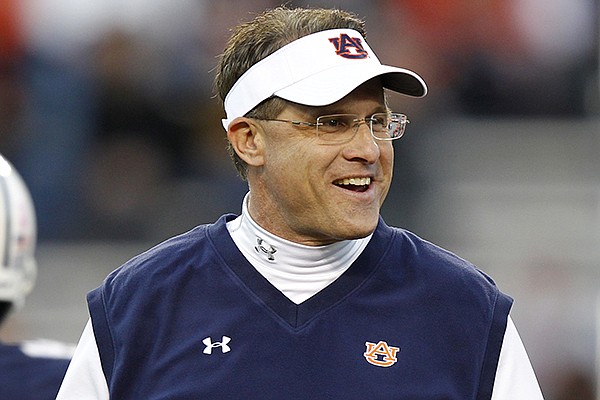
[0,155,37,312]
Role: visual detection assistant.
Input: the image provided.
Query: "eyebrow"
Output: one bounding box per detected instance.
[286,99,388,120]
[318,107,388,117]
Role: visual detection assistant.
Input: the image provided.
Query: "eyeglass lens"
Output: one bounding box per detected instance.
[315,113,406,141]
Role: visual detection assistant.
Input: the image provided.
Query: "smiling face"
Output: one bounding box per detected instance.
[230,79,394,246]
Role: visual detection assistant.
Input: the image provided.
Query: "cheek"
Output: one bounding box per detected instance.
[270,138,327,169]
[268,142,305,168]
[380,143,394,173]
[264,142,313,185]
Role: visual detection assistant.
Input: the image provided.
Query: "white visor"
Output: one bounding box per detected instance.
[222,28,427,130]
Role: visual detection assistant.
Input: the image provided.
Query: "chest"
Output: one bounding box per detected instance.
[106,284,490,400]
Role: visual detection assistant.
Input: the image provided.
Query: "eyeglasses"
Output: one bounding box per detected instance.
[256,112,409,142]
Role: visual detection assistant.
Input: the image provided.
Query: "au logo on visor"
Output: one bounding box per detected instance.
[329,33,368,59]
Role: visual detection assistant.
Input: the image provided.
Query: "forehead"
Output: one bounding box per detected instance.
[284,78,386,117]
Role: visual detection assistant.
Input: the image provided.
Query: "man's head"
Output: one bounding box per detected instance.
[216,7,424,178]
[216,7,369,180]
[215,7,426,245]
[0,155,37,322]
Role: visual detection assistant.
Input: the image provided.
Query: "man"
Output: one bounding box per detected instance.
[57,7,544,399]
[0,154,73,399]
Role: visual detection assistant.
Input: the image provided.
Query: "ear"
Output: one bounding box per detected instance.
[227,117,265,167]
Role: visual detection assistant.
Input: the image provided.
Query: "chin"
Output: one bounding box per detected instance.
[338,219,378,240]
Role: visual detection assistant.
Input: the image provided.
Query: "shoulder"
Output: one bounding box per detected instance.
[18,339,75,360]
[88,214,240,313]
[0,339,73,362]
[0,340,71,397]
[102,215,236,291]
[387,223,491,278]
[378,221,511,305]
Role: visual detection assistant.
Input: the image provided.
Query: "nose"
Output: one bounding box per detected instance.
[343,120,381,163]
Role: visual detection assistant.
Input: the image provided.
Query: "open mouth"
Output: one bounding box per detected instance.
[333,177,371,192]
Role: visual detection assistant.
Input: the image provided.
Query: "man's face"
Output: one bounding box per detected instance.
[247,79,394,246]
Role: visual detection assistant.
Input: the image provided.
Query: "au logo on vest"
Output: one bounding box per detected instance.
[364,341,400,367]
[329,33,368,59]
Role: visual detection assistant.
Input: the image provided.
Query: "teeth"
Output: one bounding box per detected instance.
[334,177,371,186]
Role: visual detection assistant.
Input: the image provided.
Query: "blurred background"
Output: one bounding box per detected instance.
[0,0,598,398]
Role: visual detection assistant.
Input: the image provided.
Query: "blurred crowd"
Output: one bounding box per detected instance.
[1,0,597,241]
[0,0,599,398]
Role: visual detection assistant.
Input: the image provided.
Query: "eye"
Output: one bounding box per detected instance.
[321,116,345,128]
[370,114,387,130]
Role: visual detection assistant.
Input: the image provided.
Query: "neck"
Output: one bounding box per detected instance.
[226,193,372,303]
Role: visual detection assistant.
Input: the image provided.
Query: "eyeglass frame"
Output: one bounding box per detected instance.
[253,112,409,142]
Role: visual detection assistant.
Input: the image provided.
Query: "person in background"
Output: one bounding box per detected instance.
[57,6,543,399]
[0,154,73,399]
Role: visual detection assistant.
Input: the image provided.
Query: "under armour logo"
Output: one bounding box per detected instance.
[329,33,368,59]
[203,336,231,355]
[255,237,277,262]
[364,340,400,367]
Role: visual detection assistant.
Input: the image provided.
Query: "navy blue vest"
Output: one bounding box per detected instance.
[89,215,512,399]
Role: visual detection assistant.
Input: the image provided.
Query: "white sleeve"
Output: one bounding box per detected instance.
[56,319,110,400]
[491,316,544,400]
